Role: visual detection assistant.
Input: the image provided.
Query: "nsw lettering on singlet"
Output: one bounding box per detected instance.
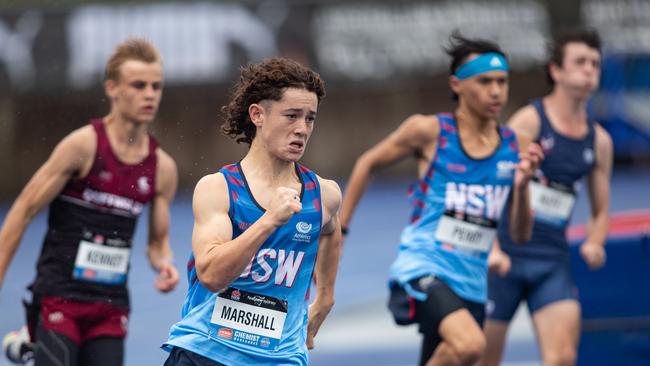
[436,182,510,253]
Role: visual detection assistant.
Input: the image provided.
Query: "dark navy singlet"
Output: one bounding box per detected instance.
[31,119,158,309]
[499,99,596,259]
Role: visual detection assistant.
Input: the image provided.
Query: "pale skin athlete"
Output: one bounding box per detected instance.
[191,87,342,349]
[340,53,543,365]
[0,51,179,297]
[483,38,613,366]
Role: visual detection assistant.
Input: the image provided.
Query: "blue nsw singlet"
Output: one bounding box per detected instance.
[389,113,520,304]
[499,99,596,259]
[164,162,322,366]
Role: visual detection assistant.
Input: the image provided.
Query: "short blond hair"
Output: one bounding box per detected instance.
[104,38,160,81]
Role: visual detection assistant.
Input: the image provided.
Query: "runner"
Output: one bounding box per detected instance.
[481,29,612,366]
[0,38,179,366]
[163,57,342,366]
[340,33,542,366]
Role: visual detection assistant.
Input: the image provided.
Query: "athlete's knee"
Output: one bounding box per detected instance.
[450,333,486,365]
[544,346,577,366]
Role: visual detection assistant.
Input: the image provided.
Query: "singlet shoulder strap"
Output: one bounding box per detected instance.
[219,163,245,219]
[147,133,159,155]
[531,99,551,140]
[436,113,458,136]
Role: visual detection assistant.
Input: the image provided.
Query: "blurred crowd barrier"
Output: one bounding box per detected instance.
[0,0,648,199]
[569,210,650,365]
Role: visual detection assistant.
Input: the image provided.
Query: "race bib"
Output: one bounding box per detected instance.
[73,240,130,284]
[529,181,576,224]
[435,214,496,253]
[211,288,288,350]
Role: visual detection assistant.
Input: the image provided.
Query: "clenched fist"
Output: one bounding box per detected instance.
[266,187,302,227]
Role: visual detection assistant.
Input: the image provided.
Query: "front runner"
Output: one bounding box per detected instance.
[163,57,343,366]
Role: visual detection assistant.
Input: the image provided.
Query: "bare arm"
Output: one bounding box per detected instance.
[507,105,541,142]
[192,173,300,292]
[0,127,94,288]
[340,114,439,230]
[508,132,543,244]
[506,106,543,243]
[307,178,342,349]
[580,125,613,270]
[147,149,179,292]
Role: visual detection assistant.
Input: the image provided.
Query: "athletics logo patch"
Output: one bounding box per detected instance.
[293,222,312,243]
[296,222,312,234]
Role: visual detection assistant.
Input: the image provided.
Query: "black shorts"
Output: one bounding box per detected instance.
[164,347,226,366]
[388,275,485,337]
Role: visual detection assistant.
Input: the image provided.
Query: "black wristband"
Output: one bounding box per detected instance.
[341,226,349,236]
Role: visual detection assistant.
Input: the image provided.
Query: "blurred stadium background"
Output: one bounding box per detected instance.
[0,0,649,365]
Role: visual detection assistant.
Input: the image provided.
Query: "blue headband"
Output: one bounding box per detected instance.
[454,53,509,80]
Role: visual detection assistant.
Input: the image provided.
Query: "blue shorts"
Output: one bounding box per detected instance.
[487,256,579,322]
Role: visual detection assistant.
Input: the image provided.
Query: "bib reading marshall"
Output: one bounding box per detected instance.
[390,114,520,303]
[165,163,323,366]
[211,288,287,349]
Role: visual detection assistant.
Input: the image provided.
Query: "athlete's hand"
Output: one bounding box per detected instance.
[154,262,179,293]
[266,187,302,227]
[306,299,333,349]
[580,242,606,270]
[515,143,543,188]
[488,248,511,277]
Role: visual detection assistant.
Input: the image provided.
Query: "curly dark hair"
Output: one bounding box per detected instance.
[221,57,326,145]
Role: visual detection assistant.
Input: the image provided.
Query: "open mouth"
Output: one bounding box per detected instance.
[289,141,304,150]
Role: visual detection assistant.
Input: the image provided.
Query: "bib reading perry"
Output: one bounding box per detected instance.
[211,287,288,350]
[435,211,497,252]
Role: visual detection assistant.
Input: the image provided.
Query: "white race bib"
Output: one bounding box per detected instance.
[529,181,576,220]
[74,240,130,273]
[73,240,130,284]
[211,288,287,348]
[435,215,496,252]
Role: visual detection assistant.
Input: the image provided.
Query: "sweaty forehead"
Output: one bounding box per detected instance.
[277,88,318,110]
[563,42,600,58]
[118,60,163,81]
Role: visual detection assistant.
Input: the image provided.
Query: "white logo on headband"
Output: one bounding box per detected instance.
[490,57,502,67]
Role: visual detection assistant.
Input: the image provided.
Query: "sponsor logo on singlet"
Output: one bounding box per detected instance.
[81,188,144,215]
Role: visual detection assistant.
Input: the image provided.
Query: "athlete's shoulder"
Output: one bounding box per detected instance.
[155,148,178,197]
[507,104,541,141]
[399,113,439,143]
[593,122,613,159]
[54,124,97,162]
[315,174,342,211]
[193,172,229,214]
[196,172,228,193]
[155,148,178,177]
